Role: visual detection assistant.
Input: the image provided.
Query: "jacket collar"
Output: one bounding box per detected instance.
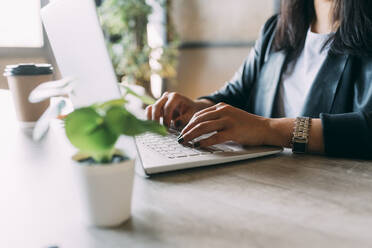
[255,51,349,118]
[254,50,287,117]
[301,53,350,117]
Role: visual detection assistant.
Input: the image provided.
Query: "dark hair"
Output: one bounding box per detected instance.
[274,0,372,59]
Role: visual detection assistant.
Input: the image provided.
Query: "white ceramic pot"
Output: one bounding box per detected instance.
[74,157,135,227]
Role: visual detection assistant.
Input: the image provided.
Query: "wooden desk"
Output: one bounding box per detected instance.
[1,90,372,248]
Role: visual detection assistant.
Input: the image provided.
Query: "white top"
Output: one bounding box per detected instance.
[276,28,332,118]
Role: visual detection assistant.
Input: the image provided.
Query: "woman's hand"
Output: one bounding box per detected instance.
[178,102,325,153]
[178,102,271,147]
[145,92,214,128]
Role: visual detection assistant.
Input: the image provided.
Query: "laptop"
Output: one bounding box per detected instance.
[41,0,283,175]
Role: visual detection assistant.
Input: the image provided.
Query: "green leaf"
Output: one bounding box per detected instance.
[141,119,168,135]
[65,107,118,160]
[95,98,127,111]
[105,106,167,136]
[120,84,155,105]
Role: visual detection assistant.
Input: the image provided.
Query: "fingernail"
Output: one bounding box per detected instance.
[193,142,200,148]
[175,120,182,128]
[177,137,184,144]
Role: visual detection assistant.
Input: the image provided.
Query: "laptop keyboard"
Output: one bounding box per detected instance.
[136,129,234,159]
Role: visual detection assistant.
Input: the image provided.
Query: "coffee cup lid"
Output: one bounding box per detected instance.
[4,63,53,76]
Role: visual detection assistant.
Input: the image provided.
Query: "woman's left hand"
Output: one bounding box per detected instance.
[178,102,271,147]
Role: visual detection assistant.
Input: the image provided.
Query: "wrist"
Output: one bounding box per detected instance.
[263,117,324,153]
[263,118,294,148]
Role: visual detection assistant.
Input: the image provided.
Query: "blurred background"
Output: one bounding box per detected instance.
[170,0,278,99]
[0,0,279,99]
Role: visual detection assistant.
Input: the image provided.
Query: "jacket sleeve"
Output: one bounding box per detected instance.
[321,111,372,159]
[199,15,278,110]
[320,69,372,159]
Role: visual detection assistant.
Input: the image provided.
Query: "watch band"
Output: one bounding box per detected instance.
[291,117,312,154]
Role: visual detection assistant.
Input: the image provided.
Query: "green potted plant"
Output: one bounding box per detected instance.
[28,78,166,227]
[98,0,179,97]
[65,97,166,226]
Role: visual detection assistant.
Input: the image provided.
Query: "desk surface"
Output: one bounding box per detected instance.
[1,90,372,248]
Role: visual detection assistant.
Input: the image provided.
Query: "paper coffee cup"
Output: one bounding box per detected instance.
[4,64,54,124]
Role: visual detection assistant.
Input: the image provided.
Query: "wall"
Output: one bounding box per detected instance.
[0,0,57,90]
[0,0,277,99]
[169,0,276,99]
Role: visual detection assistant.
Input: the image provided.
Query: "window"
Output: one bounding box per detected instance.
[0,0,43,47]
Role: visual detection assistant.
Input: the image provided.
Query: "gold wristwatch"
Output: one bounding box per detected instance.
[291,117,312,154]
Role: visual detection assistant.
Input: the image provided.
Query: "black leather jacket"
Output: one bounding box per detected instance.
[201,15,372,158]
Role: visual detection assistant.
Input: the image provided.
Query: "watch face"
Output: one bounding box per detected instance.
[293,142,307,153]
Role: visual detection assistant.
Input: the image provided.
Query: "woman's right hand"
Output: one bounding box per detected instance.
[145,92,214,129]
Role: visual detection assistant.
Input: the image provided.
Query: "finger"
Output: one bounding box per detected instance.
[179,104,219,131]
[152,94,169,122]
[173,112,191,130]
[145,105,152,120]
[181,109,221,136]
[172,109,180,119]
[181,120,225,144]
[163,97,181,127]
[191,102,226,119]
[192,104,218,118]
[172,103,194,129]
[196,131,229,148]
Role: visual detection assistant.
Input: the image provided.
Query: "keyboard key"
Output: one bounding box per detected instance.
[136,130,232,159]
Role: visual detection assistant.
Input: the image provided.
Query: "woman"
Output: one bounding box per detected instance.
[146,0,372,158]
